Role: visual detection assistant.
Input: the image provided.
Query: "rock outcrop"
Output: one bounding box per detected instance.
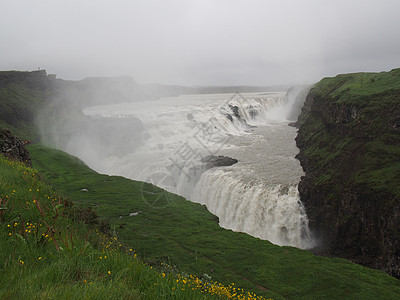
[0,128,32,167]
[201,155,238,169]
[295,68,400,277]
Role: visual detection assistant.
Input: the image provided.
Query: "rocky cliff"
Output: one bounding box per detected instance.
[296,68,400,277]
[0,70,52,139]
[0,128,32,166]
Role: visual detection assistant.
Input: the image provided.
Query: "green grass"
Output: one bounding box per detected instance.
[297,68,400,198]
[25,143,400,299]
[310,68,400,106]
[1,154,268,300]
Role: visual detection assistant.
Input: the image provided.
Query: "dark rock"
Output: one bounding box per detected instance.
[226,104,255,129]
[0,128,32,167]
[229,105,241,119]
[201,155,238,169]
[225,114,233,122]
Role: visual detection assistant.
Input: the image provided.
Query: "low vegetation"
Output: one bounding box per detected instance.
[0,154,270,299]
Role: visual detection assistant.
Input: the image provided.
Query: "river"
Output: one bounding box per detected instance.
[82,91,314,249]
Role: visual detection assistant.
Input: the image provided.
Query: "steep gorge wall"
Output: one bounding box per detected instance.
[296,68,400,277]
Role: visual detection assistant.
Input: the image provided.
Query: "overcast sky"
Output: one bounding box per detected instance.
[1,0,400,86]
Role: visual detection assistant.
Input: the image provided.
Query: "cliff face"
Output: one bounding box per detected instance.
[0,70,52,139]
[296,68,400,277]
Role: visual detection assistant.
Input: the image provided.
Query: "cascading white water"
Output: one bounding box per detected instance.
[192,170,311,248]
[79,90,314,249]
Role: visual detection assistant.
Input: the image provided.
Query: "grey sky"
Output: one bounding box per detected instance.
[1,0,400,85]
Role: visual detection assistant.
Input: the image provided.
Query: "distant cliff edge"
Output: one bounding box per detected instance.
[296,68,400,277]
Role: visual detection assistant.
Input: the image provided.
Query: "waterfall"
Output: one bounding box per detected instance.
[190,169,313,249]
[74,90,314,249]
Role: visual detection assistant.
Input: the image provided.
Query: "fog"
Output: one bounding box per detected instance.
[1,0,400,86]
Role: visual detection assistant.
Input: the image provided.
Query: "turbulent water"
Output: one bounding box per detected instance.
[82,90,314,249]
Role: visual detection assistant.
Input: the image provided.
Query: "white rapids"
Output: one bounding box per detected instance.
[76,90,314,249]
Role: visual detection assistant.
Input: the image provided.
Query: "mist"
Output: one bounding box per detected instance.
[1,0,400,86]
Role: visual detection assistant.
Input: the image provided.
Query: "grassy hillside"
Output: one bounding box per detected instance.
[1,153,270,299]
[26,143,400,299]
[297,68,400,196]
